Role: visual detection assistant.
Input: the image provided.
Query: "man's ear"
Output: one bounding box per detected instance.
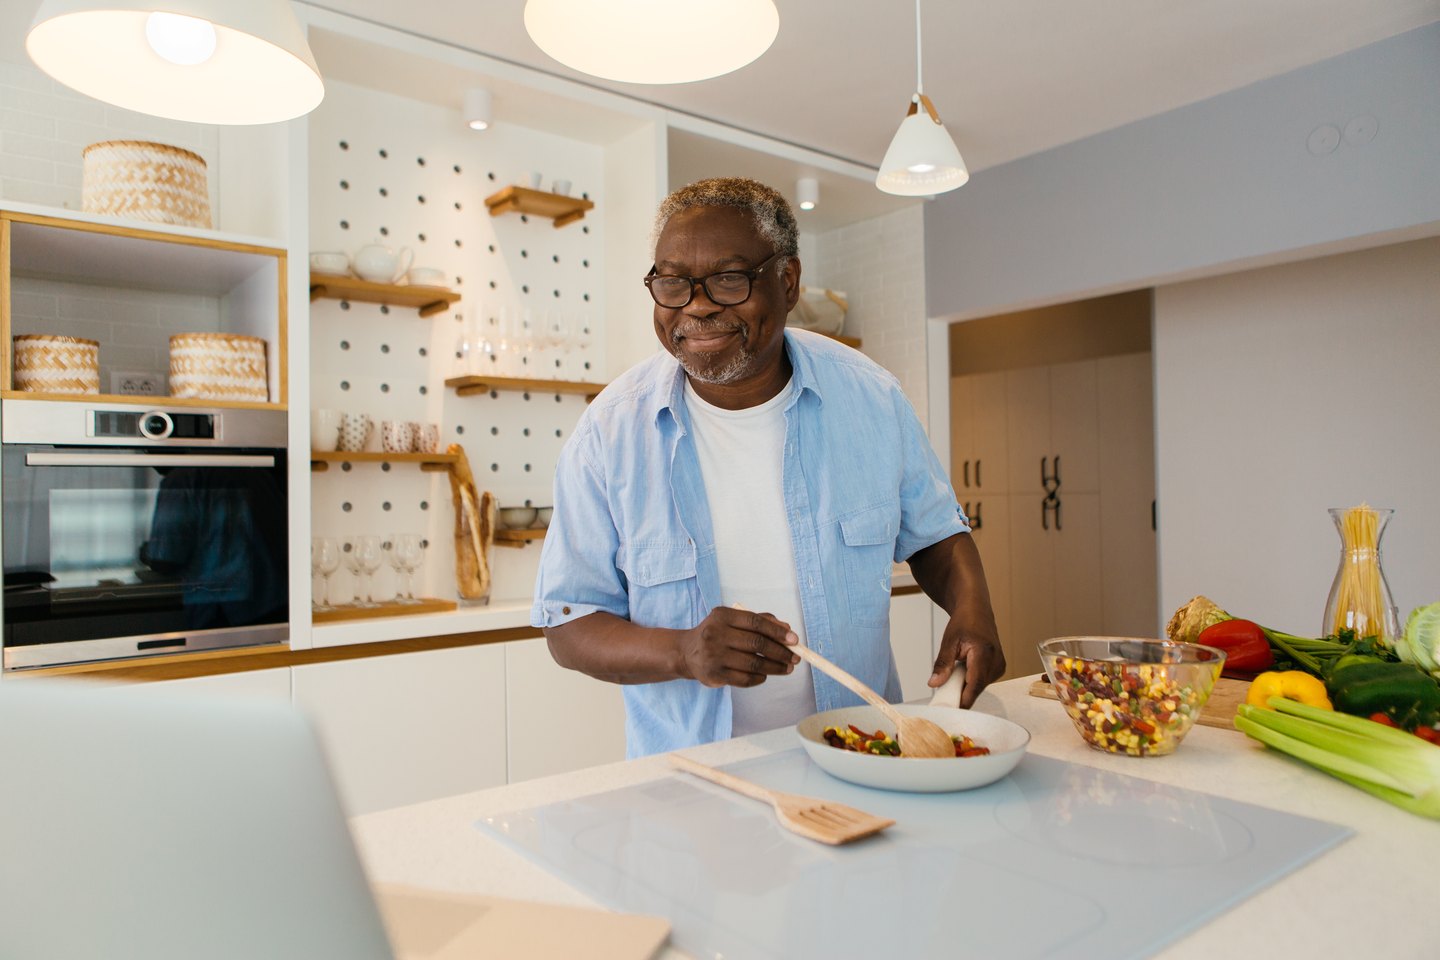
[781,256,802,311]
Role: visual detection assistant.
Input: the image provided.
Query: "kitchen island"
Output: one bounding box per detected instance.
[349,675,1439,959]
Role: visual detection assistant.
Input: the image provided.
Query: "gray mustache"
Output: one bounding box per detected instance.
[674,322,744,341]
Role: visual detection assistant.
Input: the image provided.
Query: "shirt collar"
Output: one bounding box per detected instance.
[652,328,823,428]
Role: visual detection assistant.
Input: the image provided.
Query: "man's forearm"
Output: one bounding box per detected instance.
[908,531,993,620]
[545,611,691,684]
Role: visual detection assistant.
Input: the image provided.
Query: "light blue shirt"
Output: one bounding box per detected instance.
[532,329,970,757]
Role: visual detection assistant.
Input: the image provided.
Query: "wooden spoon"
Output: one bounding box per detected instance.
[791,645,957,758]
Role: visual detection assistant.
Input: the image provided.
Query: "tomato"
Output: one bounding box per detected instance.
[1198,619,1275,672]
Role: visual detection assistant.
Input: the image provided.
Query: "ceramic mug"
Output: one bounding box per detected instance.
[529,171,543,189]
[406,266,446,286]
[381,420,414,454]
[311,408,342,452]
[410,422,440,454]
[552,179,572,196]
[339,412,372,452]
[310,251,349,275]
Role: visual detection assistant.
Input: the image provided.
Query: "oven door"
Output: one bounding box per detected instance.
[3,445,289,669]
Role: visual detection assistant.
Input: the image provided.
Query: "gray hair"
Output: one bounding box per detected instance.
[651,177,799,261]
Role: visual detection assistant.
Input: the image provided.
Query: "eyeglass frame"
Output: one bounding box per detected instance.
[642,251,784,308]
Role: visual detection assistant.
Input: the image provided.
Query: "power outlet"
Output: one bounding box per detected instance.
[111,371,164,396]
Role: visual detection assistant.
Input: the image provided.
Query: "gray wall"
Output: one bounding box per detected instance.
[923,23,1440,322]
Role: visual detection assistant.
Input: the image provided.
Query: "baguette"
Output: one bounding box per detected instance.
[446,444,494,601]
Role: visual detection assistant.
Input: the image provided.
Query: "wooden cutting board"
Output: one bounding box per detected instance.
[1027,676,1250,732]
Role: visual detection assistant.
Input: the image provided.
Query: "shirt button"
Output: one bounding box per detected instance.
[562,606,571,615]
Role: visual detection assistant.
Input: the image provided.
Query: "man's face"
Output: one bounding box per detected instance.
[651,205,799,390]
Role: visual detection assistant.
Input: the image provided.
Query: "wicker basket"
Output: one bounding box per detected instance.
[169,333,268,403]
[82,140,212,229]
[12,334,100,395]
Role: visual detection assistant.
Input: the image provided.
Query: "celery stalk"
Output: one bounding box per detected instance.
[1233,710,1415,794]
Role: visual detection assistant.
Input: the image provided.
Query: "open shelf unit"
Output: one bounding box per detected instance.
[309,273,461,317]
[310,450,458,472]
[312,597,459,622]
[444,374,607,399]
[484,186,595,228]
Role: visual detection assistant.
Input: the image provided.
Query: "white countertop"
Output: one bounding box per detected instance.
[349,676,1440,958]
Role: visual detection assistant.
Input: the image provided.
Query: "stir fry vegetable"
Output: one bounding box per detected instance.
[822,724,989,758]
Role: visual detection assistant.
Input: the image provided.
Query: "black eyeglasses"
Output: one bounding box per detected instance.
[643,252,782,308]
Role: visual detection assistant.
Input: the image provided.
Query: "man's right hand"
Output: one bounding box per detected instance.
[679,606,799,688]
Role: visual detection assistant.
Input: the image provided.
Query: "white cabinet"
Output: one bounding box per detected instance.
[952,354,1155,680]
[292,644,507,816]
[889,590,936,702]
[156,667,292,703]
[504,637,626,782]
[950,370,1008,495]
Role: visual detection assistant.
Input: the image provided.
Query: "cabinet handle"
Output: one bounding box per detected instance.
[963,459,970,489]
[1041,498,1048,531]
[1041,456,1060,493]
[1152,499,1157,531]
[972,501,982,530]
[975,459,981,488]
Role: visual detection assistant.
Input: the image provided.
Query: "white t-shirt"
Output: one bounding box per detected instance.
[684,377,816,736]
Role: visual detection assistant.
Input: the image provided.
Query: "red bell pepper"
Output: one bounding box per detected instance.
[1197,619,1275,673]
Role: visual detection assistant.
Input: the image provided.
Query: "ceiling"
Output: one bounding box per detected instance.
[2,1,1437,229]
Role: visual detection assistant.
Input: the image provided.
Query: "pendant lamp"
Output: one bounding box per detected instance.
[26,0,323,125]
[876,0,969,196]
[524,0,779,85]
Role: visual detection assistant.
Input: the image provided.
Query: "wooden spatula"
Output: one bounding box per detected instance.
[790,645,957,758]
[670,753,894,845]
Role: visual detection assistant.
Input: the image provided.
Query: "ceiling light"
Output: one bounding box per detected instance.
[876,0,969,196]
[464,87,493,131]
[26,0,324,125]
[796,177,819,211]
[524,0,779,85]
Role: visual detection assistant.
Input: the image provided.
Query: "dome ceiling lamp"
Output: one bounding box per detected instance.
[25,0,323,125]
[876,0,969,196]
[523,0,779,85]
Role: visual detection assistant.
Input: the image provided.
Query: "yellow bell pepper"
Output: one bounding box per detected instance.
[1245,670,1333,711]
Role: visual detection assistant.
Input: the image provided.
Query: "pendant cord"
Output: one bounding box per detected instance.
[914,0,924,96]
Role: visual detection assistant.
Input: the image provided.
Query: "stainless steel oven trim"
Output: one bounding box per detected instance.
[25,453,276,468]
[3,623,289,671]
[2,398,287,447]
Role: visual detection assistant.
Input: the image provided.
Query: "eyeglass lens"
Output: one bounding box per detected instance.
[648,271,753,308]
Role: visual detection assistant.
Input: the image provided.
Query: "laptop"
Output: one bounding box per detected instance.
[0,680,669,960]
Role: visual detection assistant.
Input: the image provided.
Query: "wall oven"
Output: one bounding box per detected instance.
[2,399,288,670]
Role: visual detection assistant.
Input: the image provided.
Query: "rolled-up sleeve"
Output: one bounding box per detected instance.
[531,423,628,628]
[892,387,970,562]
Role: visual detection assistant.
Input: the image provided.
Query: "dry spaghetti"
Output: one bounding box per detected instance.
[1329,503,1390,641]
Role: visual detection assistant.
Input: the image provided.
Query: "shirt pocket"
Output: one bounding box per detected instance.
[838,501,899,628]
[617,540,702,628]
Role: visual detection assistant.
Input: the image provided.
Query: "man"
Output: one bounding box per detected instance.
[533,177,1003,757]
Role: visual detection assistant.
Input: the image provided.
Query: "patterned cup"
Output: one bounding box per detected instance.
[339,412,372,452]
[381,420,414,454]
[411,422,440,454]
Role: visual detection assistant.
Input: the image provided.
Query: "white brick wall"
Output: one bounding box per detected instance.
[0,57,219,214]
[807,204,930,429]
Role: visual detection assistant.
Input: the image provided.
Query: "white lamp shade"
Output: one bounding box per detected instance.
[524,0,779,84]
[464,88,492,130]
[26,0,323,125]
[876,97,970,197]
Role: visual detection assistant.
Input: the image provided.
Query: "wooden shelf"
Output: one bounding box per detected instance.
[444,374,607,400]
[312,597,458,623]
[494,528,547,548]
[310,450,457,472]
[829,333,861,348]
[1,390,283,410]
[309,273,461,317]
[484,186,595,228]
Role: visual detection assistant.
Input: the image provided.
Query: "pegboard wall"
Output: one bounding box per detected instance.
[309,79,611,604]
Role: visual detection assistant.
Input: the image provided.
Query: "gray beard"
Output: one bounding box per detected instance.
[670,326,756,384]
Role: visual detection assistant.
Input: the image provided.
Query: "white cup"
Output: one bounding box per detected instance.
[310,251,349,275]
[552,179,572,196]
[529,171,543,189]
[311,408,342,452]
[406,266,446,286]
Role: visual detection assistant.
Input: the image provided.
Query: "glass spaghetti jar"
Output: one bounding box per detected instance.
[1322,504,1400,646]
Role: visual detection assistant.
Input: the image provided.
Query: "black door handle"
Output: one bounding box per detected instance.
[963,459,970,489]
[975,459,981,488]
[972,501,982,530]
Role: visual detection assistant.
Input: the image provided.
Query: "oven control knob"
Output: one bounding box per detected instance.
[140,411,174,440]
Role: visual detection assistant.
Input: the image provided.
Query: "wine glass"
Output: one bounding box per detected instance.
[342,535,366,606]
[356,535,386,605]
[391,533,425,603]
[311,537,340,610]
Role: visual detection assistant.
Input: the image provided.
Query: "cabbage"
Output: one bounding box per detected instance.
[1398,602,1440,677]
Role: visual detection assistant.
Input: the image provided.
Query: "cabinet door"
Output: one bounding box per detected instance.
[889,590,936,702]
[969,371,1009,493]
[1052,492,1104,649]
[1004,366,1051,498]
[293,644,507,816]
[156,667,292,702]
[949,374,976,494]
[1006,491,1054,679]
[1049,360,1100,494]
[1098,353,1159,636]
[505,637,626,782]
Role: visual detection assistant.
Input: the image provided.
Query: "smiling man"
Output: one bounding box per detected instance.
[533,177,1003,757]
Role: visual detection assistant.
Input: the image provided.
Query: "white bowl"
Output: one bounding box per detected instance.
[797,703,1030,793]
[309,251,349,275]
[497,506,537,529]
